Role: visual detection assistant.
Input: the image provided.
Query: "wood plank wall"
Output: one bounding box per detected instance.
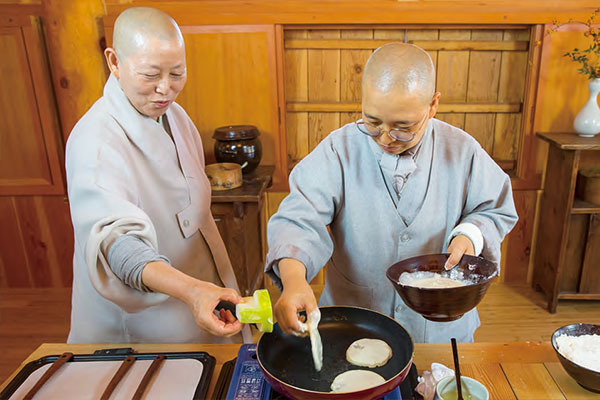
[284,27,530,172]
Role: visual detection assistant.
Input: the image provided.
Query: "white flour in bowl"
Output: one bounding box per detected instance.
[556,334,600,373]
[398,270,477,288]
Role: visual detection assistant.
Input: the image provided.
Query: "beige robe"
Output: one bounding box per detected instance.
[66,74,248,343]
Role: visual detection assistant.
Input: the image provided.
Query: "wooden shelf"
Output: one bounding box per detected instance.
[536,132,600,150]
[558,293,600,300]
[532,133,600,313]
[571,199,600,214]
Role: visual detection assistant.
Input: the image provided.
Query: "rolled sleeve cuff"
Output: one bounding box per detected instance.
[265,244,317,291]
[449,222,484,256]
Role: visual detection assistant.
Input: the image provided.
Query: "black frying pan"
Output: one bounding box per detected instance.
[256,306,414,400]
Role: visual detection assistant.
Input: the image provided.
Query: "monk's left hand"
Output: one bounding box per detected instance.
[444,234,475,270]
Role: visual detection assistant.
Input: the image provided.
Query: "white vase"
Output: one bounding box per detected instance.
[573,78,600,137]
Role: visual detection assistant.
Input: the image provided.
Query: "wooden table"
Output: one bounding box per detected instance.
[1,342,598,399]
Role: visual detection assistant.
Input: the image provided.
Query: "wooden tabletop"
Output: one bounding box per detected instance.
[536,132,600,151]
[1,342,598,399]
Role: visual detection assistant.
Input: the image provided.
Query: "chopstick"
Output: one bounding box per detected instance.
[451,338,464,400]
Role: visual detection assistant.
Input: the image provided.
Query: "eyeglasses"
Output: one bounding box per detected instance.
[355,112,429,142]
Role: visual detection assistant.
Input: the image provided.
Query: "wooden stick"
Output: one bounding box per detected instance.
[23,352,73,400]
[451,338,464,400]
[132,355,166,400]
[100,355,136,400]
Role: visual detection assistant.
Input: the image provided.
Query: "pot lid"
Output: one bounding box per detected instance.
[213,125,260,141]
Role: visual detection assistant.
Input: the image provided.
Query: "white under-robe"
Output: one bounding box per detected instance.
[66,74,247,343]
[266,119,518,343]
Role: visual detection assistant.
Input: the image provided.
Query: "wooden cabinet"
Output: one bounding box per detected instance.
[211,166,273,296]
[532,132,600,312]
[0,14,64,195]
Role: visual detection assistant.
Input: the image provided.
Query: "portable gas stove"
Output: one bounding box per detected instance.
[213,344,421,400]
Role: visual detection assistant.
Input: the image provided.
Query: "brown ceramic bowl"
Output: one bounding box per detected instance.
[551,323,600,393]
[386,254,498,322]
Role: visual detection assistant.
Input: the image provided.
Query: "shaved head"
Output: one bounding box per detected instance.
[105,7,187,119]
[113,7,184,60]
[362,43,436,105]
[360,43,440,155]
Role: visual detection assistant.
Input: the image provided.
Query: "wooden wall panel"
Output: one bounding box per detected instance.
[0,19,64,195]
[0,198,32,287]
[340,30,371,103]
[406,29,439,68]
[307,30,341,151]
[0,27,49,184]
[495,29,529,163]
[465,30,502,154]
[0,196,73,289]
[435,30,471,131]
[169,25,287,189]
[285,30,309,163]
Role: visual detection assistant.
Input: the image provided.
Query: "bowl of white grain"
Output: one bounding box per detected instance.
[551,323,600,393]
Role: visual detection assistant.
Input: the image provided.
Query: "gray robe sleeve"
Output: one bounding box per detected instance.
[265,140,344,290]
[459,147,518,267]
[107,234,171,292]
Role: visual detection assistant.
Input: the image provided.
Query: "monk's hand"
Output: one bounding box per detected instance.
[184,281,243,337]
[444,234,475,270]
[274,258,318,336]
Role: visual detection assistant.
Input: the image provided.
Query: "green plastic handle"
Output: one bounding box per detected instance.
[235,289,273,333]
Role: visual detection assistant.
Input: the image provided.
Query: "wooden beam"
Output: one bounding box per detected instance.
[104,2,600,26]
[287,102,522,113]
[286,39,529,51]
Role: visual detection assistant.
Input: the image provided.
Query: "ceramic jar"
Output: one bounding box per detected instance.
[213,125,262,174]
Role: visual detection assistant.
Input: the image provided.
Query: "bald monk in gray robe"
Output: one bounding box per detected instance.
[266,43,518,343]
[66,7,250,343]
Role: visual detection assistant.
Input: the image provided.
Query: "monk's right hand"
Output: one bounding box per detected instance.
[274,258,319,336]
[183,281,244,338]
[142,261,243,338]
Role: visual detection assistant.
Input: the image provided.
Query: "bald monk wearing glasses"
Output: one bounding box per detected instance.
[266,43,518,343]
